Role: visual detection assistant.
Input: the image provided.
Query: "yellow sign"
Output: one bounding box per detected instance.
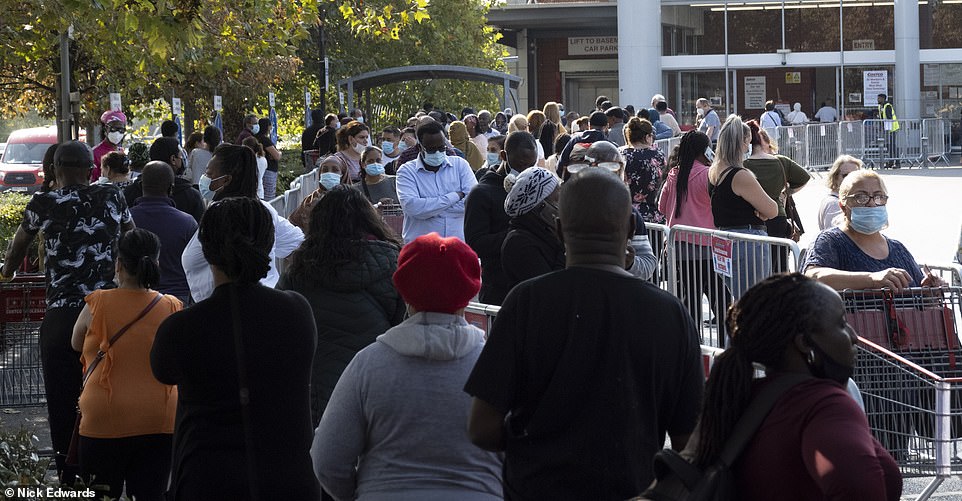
[785,72,801,84]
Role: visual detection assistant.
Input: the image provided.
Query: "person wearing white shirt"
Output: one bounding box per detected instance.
[396,121,478,243]
[656,101,682,136]
[760,100,782,130]
[182,144,304,302]
[814,101,839,123]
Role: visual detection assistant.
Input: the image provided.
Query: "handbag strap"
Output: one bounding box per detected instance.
[82,292,164,388]
[718,373,811,466]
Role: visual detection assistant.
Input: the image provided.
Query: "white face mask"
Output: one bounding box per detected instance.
[353,139,368,155]
[107,131,124,145]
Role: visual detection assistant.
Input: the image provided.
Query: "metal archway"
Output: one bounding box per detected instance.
[336,65,522,115]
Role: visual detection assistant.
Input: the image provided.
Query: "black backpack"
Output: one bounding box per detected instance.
[640,374,810,501]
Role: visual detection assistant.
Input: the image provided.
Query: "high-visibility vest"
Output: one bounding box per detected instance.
[878,102,900,132]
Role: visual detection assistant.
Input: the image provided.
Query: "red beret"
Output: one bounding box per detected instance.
[393,233,481,314]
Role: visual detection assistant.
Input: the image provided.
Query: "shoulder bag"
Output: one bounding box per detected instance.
[65,293,164,466]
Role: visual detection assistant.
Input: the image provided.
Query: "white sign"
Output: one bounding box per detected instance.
[852,39,875,51]
[863,71,888,106]
[711,236,733,278]
[744,76,767,109]
[213,95,223,111]
[109,93,122,112]
[171,97,181,116]
[568,37,618,56]
[269,92,276,107]
[304,90,311,108]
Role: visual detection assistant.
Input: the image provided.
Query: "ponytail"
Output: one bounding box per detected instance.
[117,229,161,289]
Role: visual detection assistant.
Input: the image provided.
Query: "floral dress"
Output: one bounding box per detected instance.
[622,146,666,224]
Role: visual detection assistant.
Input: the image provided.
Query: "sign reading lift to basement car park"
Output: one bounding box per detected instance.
[568,37,618,56]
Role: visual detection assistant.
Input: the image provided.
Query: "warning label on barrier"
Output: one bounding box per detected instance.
[711,236,733,278]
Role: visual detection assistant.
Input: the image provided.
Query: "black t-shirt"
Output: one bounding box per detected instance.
[257,135,279,172]
[22,183,131,308]
[464,267,704,500]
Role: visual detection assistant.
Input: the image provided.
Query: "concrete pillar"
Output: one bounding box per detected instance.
[617,0,661,110]
[894,0,920,119]
[516,29,530,114]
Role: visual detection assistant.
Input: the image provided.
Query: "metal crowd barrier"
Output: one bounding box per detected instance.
[771,118,950,171]
[646,222,669,286]
[772,125,807,168]
[920,262,962,288]
[0,274,46,406]
[654,137,682,160]
[844,287,962,500]
[665,225,801,348]
[805,122,840,171]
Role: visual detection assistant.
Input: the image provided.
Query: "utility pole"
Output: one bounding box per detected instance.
[317,7,327,116]
[58,28,72,143]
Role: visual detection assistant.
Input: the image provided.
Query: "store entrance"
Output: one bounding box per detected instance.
[563,75,619,116]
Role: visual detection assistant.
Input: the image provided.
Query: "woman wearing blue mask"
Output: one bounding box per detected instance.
[803,170,943,291]
[289,155,350,231]
[357,146,398,205]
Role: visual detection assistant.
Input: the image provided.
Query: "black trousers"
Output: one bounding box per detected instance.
[79,434,172,501]
[674,255,731,343]
[39,306,84,481]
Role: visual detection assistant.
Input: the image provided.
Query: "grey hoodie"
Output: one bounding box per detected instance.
[312,312,503,501]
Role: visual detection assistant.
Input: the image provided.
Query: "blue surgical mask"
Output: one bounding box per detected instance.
[849,205,888,234]
[364,163,385,176]
[422,150,446,167]
[198,174,226,201]
[381,141,395,155]
[487,152,501,166]
[251,124,260,135]
[319,172,341,190]
[398,141,409,153]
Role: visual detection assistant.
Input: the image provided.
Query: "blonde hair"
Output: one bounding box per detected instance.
[826,155,863,192]
[526,110,546,135]
[543,102,562,124]
[507,114,528,134]
[838,169,887,201]
[712,114,749,171]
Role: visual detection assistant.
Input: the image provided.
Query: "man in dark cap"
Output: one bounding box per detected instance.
[465,169,703,500]
[554,110,610,175]
[0,140,134,481]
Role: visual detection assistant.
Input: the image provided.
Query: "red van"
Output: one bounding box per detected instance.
[0,126,60,192]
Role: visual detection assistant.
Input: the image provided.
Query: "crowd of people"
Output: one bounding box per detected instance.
[0,89,945,500]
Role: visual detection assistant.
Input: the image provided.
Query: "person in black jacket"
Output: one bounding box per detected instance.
[124,137,205,223]
[276,185,405,426]
[501,167,565,290]
[463,131,539,305]
[312,113,340,158]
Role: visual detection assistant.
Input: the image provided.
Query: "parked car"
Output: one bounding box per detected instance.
[0,127,86,193]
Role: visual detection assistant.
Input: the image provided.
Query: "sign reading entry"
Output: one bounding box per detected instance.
[568,37,618,56]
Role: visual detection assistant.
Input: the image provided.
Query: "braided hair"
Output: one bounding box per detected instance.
[673,130,711,218]
[694,273,834,467]
[117,228,161,289]
[212,143,259,200]
[199,197,275,283]
[288,185,401,283]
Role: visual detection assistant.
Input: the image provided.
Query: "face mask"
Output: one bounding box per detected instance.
[364,163,385,176]
[805,335,854,385]
[398,141,409,153]
[849,205,888,235]
[198,174,227,201]
[319,172,341,190]
[696,108,705,117]
[744,144,753,160]
[381,141,395,155]
[353,140,367,155]
[487,152,501,166]
[356,117,364,124]
[107,131,124,145]
[334,122,341,129]
[422,150,446,167]
[251,124,260,135]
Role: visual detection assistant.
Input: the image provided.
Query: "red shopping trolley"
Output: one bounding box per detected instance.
[0,274,47,406]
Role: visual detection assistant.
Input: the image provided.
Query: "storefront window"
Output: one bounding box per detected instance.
[661,5,720,55]
[785,4,840,52]
[838,4,894,51]
[921,4,962,50]
[666,71,732,129]
[841,66,894,120]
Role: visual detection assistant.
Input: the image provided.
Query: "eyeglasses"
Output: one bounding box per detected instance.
[844,193,889,206]
[566,161,621,174]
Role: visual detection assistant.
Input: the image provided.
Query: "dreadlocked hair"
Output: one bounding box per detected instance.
[117,228,161,289]
[694,272,833,467]
[212,143,259,200]
[673,130,711,218]
[288,185,402,283]
[199,197,275,283]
